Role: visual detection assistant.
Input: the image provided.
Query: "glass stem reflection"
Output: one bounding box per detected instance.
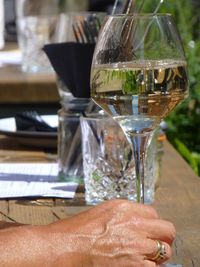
[127,131,152,203]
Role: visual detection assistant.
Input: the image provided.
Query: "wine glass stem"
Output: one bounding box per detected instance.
[128,132,152,203]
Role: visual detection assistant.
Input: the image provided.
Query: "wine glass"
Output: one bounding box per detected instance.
[90,13,189,204]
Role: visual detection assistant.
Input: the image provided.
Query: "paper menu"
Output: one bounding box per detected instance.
[0,163,58,181]
[0,50,22,66]
[0,163,78,198]
[0,181,77,198]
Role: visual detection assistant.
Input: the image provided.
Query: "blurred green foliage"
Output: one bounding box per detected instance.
[144,0,200,175]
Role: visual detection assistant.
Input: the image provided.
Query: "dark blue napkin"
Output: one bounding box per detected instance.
[43,42,95,98]
[15,112,57,132]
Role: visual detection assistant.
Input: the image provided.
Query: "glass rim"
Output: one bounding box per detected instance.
[59,11,106,16]
[107,13,172,19]
[80,112,111,121]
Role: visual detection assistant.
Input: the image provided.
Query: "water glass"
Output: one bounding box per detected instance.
[57,96,92,181]
[52,12,105,101]
[58,108,82,181]
[80,113,163,205]
[80,113,134,204]
[15,0,62,73]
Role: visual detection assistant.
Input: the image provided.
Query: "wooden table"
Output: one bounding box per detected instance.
[0,45,60,117]
[0,64,59,104]
[0,44,59,104]
[0,64,60,118]
[0,135,199,267]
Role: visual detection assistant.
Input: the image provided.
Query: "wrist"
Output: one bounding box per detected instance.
[45,222,93,267]
[0,224,53,267]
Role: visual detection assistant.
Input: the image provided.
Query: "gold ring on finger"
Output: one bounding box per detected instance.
[151,240,167,263]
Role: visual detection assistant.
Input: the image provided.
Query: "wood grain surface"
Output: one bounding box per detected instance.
[0,64,59,103]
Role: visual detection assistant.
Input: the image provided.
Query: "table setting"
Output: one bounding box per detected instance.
[0,0,199,266]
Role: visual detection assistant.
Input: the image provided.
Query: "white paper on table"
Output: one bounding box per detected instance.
[0,163,78,199]
[0,163,59,179]
[0,50,22,66]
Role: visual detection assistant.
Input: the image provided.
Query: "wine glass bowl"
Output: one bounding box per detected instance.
[90,13,189,203]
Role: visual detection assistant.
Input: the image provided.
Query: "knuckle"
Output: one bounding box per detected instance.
[145,205,159,218]
[111,199,132,210]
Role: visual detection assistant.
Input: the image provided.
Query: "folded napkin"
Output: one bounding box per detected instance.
[15,111,57,132]
[43,42,95,98]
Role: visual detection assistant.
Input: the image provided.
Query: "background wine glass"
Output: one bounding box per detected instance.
[90,14,189,203]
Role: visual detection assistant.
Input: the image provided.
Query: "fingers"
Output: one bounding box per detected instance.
[143,260,158,267]
[134,237,172,266]
[121,259,158,267]
[75,200,159,224]
[147,219,176,245]
[129,216,176,245]
[121,235,172,266]
[127,202,159,219]
[144,238,172,264]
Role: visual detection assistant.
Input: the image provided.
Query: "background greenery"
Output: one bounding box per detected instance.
[143,0,200,176]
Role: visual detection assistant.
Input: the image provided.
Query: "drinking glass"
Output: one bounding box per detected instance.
[15,0,64,73]
[81,113,163,205]
[90,13,189,204]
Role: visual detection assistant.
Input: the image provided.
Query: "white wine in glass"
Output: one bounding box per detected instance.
[91,60,188,128]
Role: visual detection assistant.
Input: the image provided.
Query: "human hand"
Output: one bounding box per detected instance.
[47,199,176,267]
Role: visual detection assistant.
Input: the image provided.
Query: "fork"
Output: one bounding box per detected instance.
[72,14,101,44]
